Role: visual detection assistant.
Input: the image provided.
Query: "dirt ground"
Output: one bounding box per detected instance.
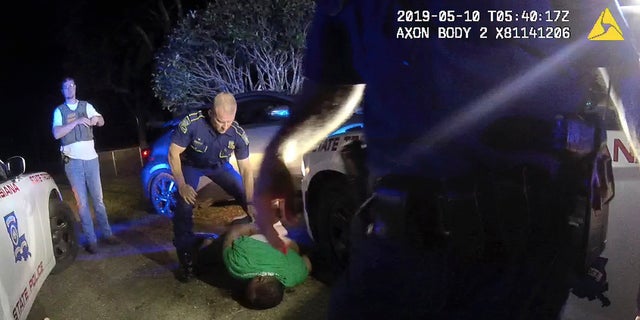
[27,206,332,320]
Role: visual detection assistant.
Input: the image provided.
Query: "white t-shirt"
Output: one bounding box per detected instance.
[52,101,101,160]
[250,221,289,243]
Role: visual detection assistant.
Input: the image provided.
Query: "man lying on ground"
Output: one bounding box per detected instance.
[200,222,311,309]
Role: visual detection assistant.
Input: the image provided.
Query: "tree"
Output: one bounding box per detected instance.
[152,0,315,114]
[56,0,193,148]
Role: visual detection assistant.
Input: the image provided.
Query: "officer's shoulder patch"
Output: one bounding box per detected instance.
[232,121,249,145]
[188,110,205,122]
[179,111,204,134]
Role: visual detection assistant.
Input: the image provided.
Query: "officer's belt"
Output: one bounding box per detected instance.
[183,160,224,170]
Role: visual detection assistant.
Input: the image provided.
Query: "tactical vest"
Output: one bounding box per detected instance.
[58,101,94,146]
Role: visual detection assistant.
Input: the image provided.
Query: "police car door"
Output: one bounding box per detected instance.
[0,172,46,320]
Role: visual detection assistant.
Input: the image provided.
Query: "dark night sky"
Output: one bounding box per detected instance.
[1,0,67,170]
[2,0,640,173]
[0,0,177,171]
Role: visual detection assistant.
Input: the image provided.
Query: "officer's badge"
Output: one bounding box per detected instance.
[228,141,235,150]
[4,212,31,263]
[190,138,207,153]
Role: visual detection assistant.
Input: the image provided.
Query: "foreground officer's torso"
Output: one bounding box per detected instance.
[171,111,250,168]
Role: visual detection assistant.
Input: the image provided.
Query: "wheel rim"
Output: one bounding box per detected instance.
[151,173,177,217]
[50,211,75,260]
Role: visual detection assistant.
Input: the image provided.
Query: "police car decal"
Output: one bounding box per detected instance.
[606,130,640,168]
[29,173,52,184]
[0,183,21,199]
[12,260,44,320]
[312,134,362,152]
[190,138,208,153]
[4,212,31,263]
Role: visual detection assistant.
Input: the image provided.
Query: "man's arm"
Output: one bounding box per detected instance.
[86,103,105,127]
[236,157,254,204]
[90,115,104,127]
[168,142,197,205]
[254,82,364,251]
[268,81,365,165]
[53,118,91,140]
[222,223,259,250]
[254,3,365,251]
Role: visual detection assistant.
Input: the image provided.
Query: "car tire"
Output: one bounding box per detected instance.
[149,170,177,218]
[49,200,79,274]
[307,175,357,282]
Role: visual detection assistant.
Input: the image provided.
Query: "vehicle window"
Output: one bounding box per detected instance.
[147,124,174,143]
[0,160,7,183]
[236,99,292,125]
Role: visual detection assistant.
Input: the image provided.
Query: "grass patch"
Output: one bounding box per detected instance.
[57,175,148,222]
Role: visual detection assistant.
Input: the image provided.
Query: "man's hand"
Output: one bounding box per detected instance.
[75,117,91,127]
[254,154,295,253]
[178,184,197,205]
[89,116,101,126]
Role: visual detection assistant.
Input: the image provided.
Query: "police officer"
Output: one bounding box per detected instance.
[254,0,640,319]
[169,92,255,282]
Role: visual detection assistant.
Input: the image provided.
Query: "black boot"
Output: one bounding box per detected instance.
[177,250,197,283]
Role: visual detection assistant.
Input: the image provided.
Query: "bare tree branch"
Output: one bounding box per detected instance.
[151,0,314,114]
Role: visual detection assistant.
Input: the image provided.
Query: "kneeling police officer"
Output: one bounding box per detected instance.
[169,92,255,282]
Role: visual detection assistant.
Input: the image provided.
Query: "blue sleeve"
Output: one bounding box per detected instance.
[171,116,194,148]
[232,123,250,160]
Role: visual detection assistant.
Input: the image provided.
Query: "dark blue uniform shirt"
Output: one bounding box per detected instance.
[171,111,250,168]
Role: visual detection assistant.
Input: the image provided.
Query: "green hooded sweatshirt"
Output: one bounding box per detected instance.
[223,236,309,287]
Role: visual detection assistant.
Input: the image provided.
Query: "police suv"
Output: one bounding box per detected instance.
[0,156,78,320]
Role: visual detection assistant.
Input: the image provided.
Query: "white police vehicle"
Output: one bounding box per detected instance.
[300,113,364,273]
[0,156,78,320]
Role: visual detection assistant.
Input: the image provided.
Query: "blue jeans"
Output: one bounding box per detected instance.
[64,157,113,245]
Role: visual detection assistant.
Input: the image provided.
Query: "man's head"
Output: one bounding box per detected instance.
[61,77,76,100]
[209,92,237,134]
[245,275,285,309]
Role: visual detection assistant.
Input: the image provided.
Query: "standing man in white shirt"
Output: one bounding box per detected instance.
[52,77,117,254]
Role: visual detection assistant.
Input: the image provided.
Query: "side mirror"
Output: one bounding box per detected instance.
[7,156,26,178]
